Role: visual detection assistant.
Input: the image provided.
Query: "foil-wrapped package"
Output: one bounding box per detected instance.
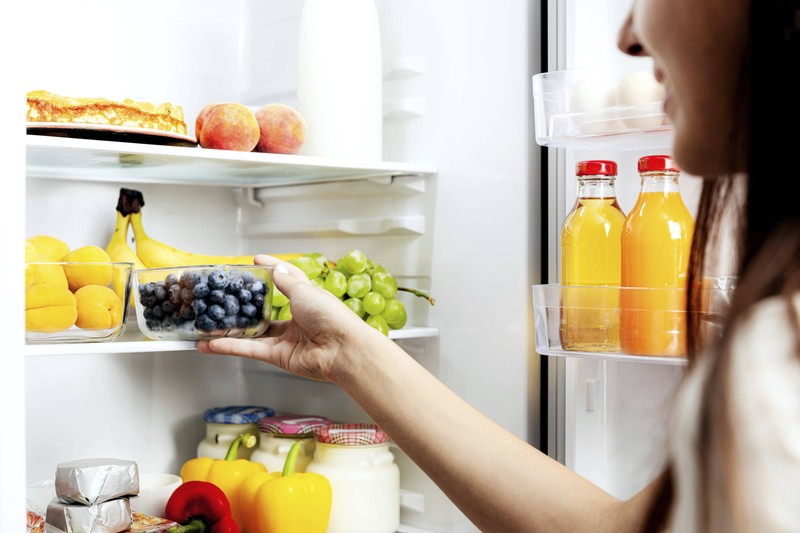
[44,497,131,533]
[55,459,139,506]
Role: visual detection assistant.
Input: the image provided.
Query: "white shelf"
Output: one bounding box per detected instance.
[25,325,440,357]
[25,135,437,187]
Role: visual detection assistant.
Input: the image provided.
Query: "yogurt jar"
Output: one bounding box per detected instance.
[250,414,331,473]
[196,405,275,459]
[306,423,400,533]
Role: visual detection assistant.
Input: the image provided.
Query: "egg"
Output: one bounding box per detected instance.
[569,74,619,134]
[616,69,666,129]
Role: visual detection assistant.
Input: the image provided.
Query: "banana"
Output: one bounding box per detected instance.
[129,210,301,268]
[106,211,147,270]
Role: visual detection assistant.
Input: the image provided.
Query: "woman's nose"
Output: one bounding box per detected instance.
[617,11,645,56]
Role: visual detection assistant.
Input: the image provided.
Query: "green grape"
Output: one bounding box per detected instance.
[362,291,386,315]
[346,273,371,299]
[271,286,289,307]
[366,314,389,336]
[333,262,351,278]
[278,304,293,320]
[343,297,366,318]
[289,256,323,280]
[323,270,348,298]
[270,306,280,320]
[311,277,325,288]
[382,298,407,329]
[339,249,368,274]
[368,263,387,275]
[371,271,398,299]
[305,252,329,268]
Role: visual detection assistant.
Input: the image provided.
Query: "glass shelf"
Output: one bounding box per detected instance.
[25,135,437,187]
[532,283,735,366]
[25,324,439,357]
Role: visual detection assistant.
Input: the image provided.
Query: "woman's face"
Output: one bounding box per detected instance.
[617,0,748,176]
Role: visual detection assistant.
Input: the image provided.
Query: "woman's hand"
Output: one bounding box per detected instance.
[196,254,380,382]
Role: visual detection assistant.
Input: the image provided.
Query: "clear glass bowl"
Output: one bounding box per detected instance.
[25,261,134,344]
[133,264,274,341]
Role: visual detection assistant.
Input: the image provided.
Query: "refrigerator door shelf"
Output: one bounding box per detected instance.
[532,59,672,150]
[25,135,437,188]
[532,283,734,365]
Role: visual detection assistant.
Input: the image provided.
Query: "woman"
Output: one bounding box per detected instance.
[199,0,800,530]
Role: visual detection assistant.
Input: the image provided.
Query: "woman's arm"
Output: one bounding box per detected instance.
[199,257,658,532]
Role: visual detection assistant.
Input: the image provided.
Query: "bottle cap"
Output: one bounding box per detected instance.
[313,423,389,446]
[258,414,332,436]
[638,155,680,173]
[203,405,276,424]
[576,160,617,176]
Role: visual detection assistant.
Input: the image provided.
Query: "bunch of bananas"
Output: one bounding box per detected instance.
[106,188,301,270]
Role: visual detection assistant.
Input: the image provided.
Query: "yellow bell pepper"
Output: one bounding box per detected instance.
[180,433,267,532]
[239,440,331,533]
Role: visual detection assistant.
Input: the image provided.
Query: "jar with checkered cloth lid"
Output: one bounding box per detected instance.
[306,423,400,533]
[250,414,332,473]
[196,405,276,460]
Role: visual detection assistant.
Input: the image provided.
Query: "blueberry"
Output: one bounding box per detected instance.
[165,273,179,288]
[248,281,265,295]
[195,314,217,332]
[154,284,167,301]
[236,316,250,328]
[191,298,208,316]
[207,304,225,321]
[171,311,185,325]
[169,284,183,305]
[180,304,196,320]
[138,283,147,294]
[208,269,230,290]
[145,294,159,308]
[229,276,244,292]
[224,294,240,316]
[220,316,237,330]
[193,283,210,299]
[252,293,265,308]
[237,289,252,304]
[240,270,256,283]
[180,271,200,289]
[145,282,157,295]
[209,289,226,304]
[181,287,194,305]
[162,300,177,314]
[152,306,165,319]
[143,307,154,320]
[240,303,257,318]
[145,318,161,330]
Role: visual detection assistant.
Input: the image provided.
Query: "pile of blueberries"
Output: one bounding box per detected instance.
[137,267,269,335]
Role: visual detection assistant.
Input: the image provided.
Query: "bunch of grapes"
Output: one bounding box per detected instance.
[270,250,432,335]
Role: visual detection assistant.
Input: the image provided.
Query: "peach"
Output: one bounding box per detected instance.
[195,103,260,152]
[254,103,307,155]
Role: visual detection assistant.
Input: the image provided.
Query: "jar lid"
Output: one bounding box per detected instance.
[258,415,332,436]
[576,160,617,177]
[313,423,389,445]
[203,405,276,424]
[638,155,679,173]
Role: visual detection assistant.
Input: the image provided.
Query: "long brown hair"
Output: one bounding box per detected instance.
[644,0,800,530]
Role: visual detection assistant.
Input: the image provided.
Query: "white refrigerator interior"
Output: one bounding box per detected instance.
[544,0,704,499]
[15,1,541,532]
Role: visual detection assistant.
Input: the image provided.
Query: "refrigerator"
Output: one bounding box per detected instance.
[1,0,707,531]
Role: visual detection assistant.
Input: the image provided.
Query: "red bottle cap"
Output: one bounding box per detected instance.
[576,160,617,176]
[638,155,680,173]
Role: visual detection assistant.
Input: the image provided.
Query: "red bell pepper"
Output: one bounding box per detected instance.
[165,480,240,533]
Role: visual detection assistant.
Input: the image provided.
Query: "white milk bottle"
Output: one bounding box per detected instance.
[297,0,383,160]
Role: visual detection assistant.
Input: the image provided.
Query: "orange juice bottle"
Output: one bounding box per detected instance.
[560,160,626,352]
[620,155,694,356]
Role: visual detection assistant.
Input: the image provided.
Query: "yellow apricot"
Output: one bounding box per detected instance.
[25,284,77,332]
[25,283,76,309]
[25,242,41,289]
[27,235,70,262]
[27,263,69,290]
[63,246,113,291]
[74,285,123,329]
